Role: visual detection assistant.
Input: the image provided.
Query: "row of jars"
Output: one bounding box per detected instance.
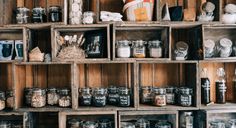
[0,121,23,128]
[141,86,193,107]
[116,40,163,58]
[68,118,113,128]
[210,119,236,128]
[121,119,172,128]
[16,6,62,24]
[24,87,71,108]
[0,90,14,110]
[79,86,131,107]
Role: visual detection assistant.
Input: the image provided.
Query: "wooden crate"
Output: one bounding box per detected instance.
[113,24,171,61]
[0,111,25,127]
[51,24,110,62]
[202,25,236,60]
[118,110,178,128]
[73,61,137,110]
[59,110,117,128]
[171,25,202,60]
[14,63,74,111]
[199,61,236,109]
[137,61,199,110]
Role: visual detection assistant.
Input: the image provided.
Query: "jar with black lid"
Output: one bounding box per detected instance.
[166,87,176,105]
[155,120,172,128]
[31,88,46,108]
[47,87,59,106]
[58,88,71,107]
[152,87,166,107]
[119,87,131,107]
[98,119,112,128]
[32,7,47,23]
[178,87,193,107]
[24,87,33,106]
[79,88,92,106]
[215,68,227,104]
[107,86,119,105]
[0,91,6,110]
[140,86,153,104]
[48,6,62,22]
[6,90,14,109]
[93,88,107,107]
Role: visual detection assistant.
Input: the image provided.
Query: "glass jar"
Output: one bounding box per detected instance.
[0,121,11,128]
[82,121,98,128]
[68,118,82,128]
[47,87,59,106]
[152,88,166,107]
[98,119,112,128]
[226,119,236,128]
[24,88,33,106]
[0,91,6,110]
[83,11,96,24]
[204,39,215,58]
[180,112,193,128]
[218,38,232,58]
[174,41,189,60]
[48,6,62,22]
[6,90,14,109]
[178,87,193,107]
[121,122,135,128]
[215,68,227,104]
[155,120,172,128]
[79,88,92,106]
[93,88,107,107]
[119,87,131,107]
[58,88,71,107]
[32,7,47,23]
[148,40,163,58]
[166,87,176,105]
[135,118,150,128]
[132,40,146,58]
[107,86,119,105]
[140,86,153,104]
[116,40,131,58]
[31,88,46,108]
[210,120,225,128]
[16,7,30,24]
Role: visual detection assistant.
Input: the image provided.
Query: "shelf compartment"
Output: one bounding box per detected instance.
[113,25,170,61]
[74,61,136,110]
[51,24,110,62]
[14,63,73,110]
[171,25,202,60]
[118,110,178,128]
[199,61,236,109]
[26,112,58,128]
[0,112,24,127]
[137,61,198,110]
[59,111,117,128]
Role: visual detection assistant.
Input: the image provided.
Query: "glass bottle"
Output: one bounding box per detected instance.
[210,120,225,128]
[155,120,172,128]
[81,121,98,128]
[93,88,107,107]
[0,91,6,110]
[98,119,112,128]
[24,87,33,106]
[201,68,211,104]
[132,40,146,58]
[119,87,131,107]
[32,7,47,23]
[121,122,135,128]
[180,112,193,128]
[215,68,227,104]
[166,87,176,105]
[140,86,153,104]
[79,88,92,106]
[107,86,119,105]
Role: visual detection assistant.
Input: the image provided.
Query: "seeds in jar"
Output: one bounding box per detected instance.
[31,88,46,108]
[59,96,71,107]
[47,88,59,106]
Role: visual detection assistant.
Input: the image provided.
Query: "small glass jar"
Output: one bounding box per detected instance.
[119,87,131,107]
[152,88,166,107]
[121,122,135,128]
[178,87,193,107]
[107,86,119,105]
[116,40,131,58]
[6,90,14,109]
[180,112,193,128]
[166,87,176,105]
[0,91,6,110]
[48,6,62,22]
[81,121,98,128]
[148,40,163,58]
[16,7,30,24]
[155,120,172,128]
[32,7,47,23]
[24,88,33,106]
[174,41,189,60]
[98,119,112,128]
[227,119,236,128]
[204,39,215,58]
[79,88,92,106]
[210,120,225,128]
[47,87,59,106]
[83,11,96,24]
[58,88,71,107]
[93,88,107,107]
[140,86,153,104]
[31,88,46,108]
[0,121,11,128]
[132,40,146,58]
[135,118,150,128]
[68,118,82,128]
[218,38,232,58]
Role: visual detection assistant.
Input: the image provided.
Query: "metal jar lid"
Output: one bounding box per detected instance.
[117,40,131,46]
[148,40,162,47]
[152,87,166,95]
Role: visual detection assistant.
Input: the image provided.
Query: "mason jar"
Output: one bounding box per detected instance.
[48,6,62,22]
[178,87,193,107]
[119,87,131,107]
[107,86,119,105]
[204,39,215,58]
[83,11,96,24]
[116,40,131,58]
[0,91,6,110]
[166,87,176,105]
[174,41,189,60]
[93,88,107,107]
[148,40,163,58]
[79,88,92,106]
[98,119,112,128]
[152,87,166,107]
[180,112,193,128]
[16,7,30,24]
[218,38,232,58]
[58,88,71,107]
[140,86,153,104]
[32,7,47,23]
[31,88,46,108]
[6,90,14,109]
[155,120,172,128]
[47,87,59,106]
[132,40,146,58]
[135,118,150,128]
[0,121,11,128]
[24,88,33,106]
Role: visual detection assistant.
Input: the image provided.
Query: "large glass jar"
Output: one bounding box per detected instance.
[32,7,47,23]
[93,88,107,107]
[58,88,71,107]
[6,90,14,109]
[166,87,176,105]
[16,7,30,24]
[174,41,189,60]
[0,121,11,128]
[215,68,227,104]
[31,88,46,108]
[81,121,98,128]
[155,120,172,128]
[140,86,153,104]
[47,87,59,106]
[0,91,5,110]
[152,88,166,107]
[83,11,96,24]
[121,122,135,128]
[148,40,163,58]
[107,86,119,105]
[24,88,33,106]
[218,38,232,58]
[132,40,146,58]
[135,118,150,128]
[48,6,62,22]
[210,120,225,128]
[98,119,112,128]
[116,40,131,58]
[180,112,193,128]
[178,87,193,107]
[119,87,131,107]
[204,39,215,58]
[79,88,92,106]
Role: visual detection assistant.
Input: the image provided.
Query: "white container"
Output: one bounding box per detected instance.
[116,40,131,58]
[148,40,162,58]
[222,13,236,24]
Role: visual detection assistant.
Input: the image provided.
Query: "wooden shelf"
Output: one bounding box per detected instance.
[138,104,199,111]
[200,102,236,110]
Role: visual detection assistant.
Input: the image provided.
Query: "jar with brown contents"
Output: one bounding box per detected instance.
[0,91,6,110]
[6,90,14,109]
[58,88,71,107]
[152,88,166,107]
[47,87,59,106]
[132,40,146,58]
[31,88,46,108]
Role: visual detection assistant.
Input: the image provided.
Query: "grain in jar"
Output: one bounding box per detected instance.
[58,88,71,107]
[47,87,59,106]
[6,90,14,109]
[0,91,6,110]
[31,88,46,108]
[132,40,146,58]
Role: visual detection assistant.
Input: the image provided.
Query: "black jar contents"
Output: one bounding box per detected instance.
[119,87,131,107]
[79,88,92,106]
[48,6,62,22]
[93,88,107,107]
[166,87,175,105]
[24,87,33,106]
[178,87,193,107]
[98,119,112,128]
[141,86,153,104]
[201,68,211,104]
[32,7,47,23]
[107,86,119,105]
[215,68,227,104]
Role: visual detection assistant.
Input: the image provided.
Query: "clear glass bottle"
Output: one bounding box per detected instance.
[132,40,146,58]
[152,87,166,107]
[141,86,153,104]
[119,87,131,107]
[148,40,163,58]
[107,86,119,105]
[174,41,189,60]
[0,91,6,110]
[180,112,193,128]
[116,40,131,58]
[215,68,227,104]
[201,68,211,104]
[79,88,92,106]
[166,87,176,105]
[47,87,59,106]
[93,88,107,107]
[218,38,232,58]
[178,87,193,107]
[48,6,62,22]
[83,11,96,24]
[58,88,71,107]
[6,90,14,109]
[31,88,46,108]
[135,118,150,128]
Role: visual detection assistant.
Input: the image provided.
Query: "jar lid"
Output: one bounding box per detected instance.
[99,119,112,126]
[49,6,61,10]
[141,86,152,91]
[176,41,189,51]
[220,38,232,48]
[204,39,215,49]
[47,87,57,92]
[119,87,129,94]
[33,88,46,94]
[148,40,161,46]
[94,88,107,94]
[184,112,193,116]
[59,88,70,95]
[152,87,166,94]
[82,121,97,127]
[108,86,118,93]
[166,87,175,93]
[121,122,135,128]
[17,7,30,12]
[132,40,146,46]
[68,118,81,126]
[0,91,5,98]
[32,7,46,13]
[117,40,130,46]
[178,87,192,94]
[6,90,13,97]
[80,87,91,93]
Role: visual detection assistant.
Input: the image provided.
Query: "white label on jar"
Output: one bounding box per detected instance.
[133,48,145,58]
[117,47,130,58]
[150,48,162,58]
